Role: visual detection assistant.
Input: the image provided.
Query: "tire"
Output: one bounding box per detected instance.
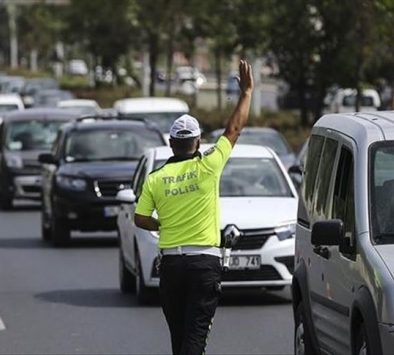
[294,302,316,355]
[41,209,52,241]
[0,195,12,210]
[135,250,156,304]
[355,323,368,355]
[119,250,136,294]
[52,217,70,247]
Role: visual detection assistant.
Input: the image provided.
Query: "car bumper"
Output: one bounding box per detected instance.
[379,323,394,354]
[13,175,42,200]
[53,195,121,232]
[140,234,294,289]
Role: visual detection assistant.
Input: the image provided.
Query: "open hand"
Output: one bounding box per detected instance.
[238,60,254,95]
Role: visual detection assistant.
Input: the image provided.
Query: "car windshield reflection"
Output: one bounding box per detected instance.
[65,128,162,162]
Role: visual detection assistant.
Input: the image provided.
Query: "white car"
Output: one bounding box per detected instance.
[57,99,101,115]
[113,97,189,142]
[0,94,24,115]
[324,88,381,113]
[68,59,88,76]
[116,143,298,303]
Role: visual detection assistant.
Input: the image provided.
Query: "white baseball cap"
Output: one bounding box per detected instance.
[169,114,201,139]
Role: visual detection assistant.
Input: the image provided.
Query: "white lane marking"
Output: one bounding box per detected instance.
[0,316,6,331]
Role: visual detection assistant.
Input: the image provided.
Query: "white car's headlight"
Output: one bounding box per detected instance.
[5,153,23,168]
[275,223,296,241]
[56,175,87,191]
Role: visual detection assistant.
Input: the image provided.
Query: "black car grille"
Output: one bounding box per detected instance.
[23,185,41,193]
[95,180,131,198]
[275,256,294,274]
[223,228,274,250]
[222,265,282,281]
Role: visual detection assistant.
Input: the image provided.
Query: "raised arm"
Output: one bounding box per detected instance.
[223,60,254,146]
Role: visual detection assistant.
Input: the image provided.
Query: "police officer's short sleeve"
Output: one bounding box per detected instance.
[135,178,155,216]
[201,136,232,174]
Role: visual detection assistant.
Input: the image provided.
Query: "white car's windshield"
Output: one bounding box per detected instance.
[5,120,64,151]
[155,157,293,197]
[0,104,19,113]
[65,128,163,162]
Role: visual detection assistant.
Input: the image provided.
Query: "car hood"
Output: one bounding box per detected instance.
[220,197,298,230]
[375,245,394,280]
[57,161,139,180]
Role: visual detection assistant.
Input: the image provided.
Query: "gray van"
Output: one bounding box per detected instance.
[293,112,394,355]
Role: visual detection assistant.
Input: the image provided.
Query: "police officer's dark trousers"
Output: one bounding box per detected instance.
[159,254,222,355]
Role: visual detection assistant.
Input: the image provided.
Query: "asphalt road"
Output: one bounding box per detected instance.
[0,202,294,355]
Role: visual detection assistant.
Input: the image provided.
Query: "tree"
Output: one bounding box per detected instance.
[63,0,132,83]
[192,0,238,110]
[17,3,64,71]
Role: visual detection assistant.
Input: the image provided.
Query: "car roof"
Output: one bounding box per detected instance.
[0,94,23,104]
[211,126,280,135]
[60,119,158,132]
[314,111,394,147]
[152,143,276,161]
[58,99,99,107]
[114,97,189,114]
[3,108,79,121]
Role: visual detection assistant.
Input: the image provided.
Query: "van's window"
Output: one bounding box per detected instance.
[342,95,374,107]
[332,148,355,246]
[314,138,338,219]
[303,135,324,209]
[5,120,64,151]
[371,144,394,243]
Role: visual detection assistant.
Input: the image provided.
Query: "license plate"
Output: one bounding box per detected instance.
[104,206,120,217]
[229,255,261,270]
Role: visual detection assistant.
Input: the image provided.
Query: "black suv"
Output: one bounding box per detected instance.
[0,108,77,209]
[39,118,165,246]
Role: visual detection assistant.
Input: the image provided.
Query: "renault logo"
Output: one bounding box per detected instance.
[223,224,242,247]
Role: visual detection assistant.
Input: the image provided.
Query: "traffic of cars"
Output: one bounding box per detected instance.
[0,72,304,318]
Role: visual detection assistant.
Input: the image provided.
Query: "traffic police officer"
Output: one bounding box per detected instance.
[134,60,254,355]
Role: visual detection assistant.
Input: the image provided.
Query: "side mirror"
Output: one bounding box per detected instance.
[311,219,344,246]
[38,153,57,165]
[288,165,303,188]
[116,188,136,204]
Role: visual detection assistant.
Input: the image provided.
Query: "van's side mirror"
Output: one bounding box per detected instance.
[311,219,344,246]
[38,153,57,165]
[116,188,136,204]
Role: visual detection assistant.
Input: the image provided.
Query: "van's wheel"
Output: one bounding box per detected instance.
[0,195,12,210]
[135,250,155,304]
[41,209,52,241]
[294,302,315,355]
[52,217,70,247]
[355,323,368,355]
[119,250,136,293]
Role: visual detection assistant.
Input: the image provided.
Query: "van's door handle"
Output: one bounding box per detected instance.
[313,246,331,259]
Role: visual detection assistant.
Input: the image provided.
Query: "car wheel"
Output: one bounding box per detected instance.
[119,250,136,294]
[294,302,315,355]
[135,250,155,304]
[0,195,12,210]
[355,323,368,355]
[41,208,52,241]
[52,217,70,247]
